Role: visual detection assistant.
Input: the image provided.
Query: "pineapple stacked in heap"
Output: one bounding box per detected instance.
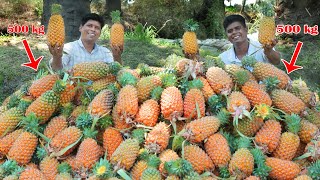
[1,18,320,180]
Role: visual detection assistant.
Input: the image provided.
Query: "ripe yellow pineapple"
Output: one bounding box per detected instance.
[73,61,110,81]
[136,75,162,103]
[145,122,171,154]
[158,149,180,175]
[182,19,199,59]
[258,3,275,46]
[7,131,38,165]
[91,74,116,93]
[47,4,65,47]
[116,85,139,123]
[75,138,103,169]
[29,74,60,98]
[298,120,318,144]
[103,127,123,160]
[88,89,114,117]
[198,77,215,101]
[241,80,272,107]
[131,160,148,180]
[44,116,68,139]
[255,119,282,153]
[110,138,139,170]
[183,88,205,119]
[204,133,231,167]
[0,107,24,137]
[206,66,233,95]
[135,99,160,127]
[227,91,251,115]
[271,89,305,114]
[0,129,24,156]
[110,10,124,49]
[236,116,264,137]
[39,156,59,180]
[19,166,46,180]
[160,86,184,121]
[183,144,214,173]
[265,157,300,180]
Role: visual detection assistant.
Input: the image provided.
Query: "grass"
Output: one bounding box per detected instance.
[0,34,319,103]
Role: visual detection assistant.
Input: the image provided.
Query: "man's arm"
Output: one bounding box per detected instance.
[111,45,123,65]
[263,39,281,65]
[49,44,64,70]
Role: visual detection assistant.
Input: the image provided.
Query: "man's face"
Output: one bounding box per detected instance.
[225,21,248,44]
[79,20,101,43]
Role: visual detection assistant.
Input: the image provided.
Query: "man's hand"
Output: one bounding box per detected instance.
[183,49,200,61]
[48,43,64,58]
[111,45,123,64]
[263,39,281,65]
[263,39,278,52]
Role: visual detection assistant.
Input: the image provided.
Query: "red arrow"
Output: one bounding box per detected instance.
[281,41,303,74]
[21,39,44,71]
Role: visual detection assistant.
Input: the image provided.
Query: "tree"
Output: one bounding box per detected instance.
[42,0,91,42]
[105,0,121,23]
[275,0,320,40]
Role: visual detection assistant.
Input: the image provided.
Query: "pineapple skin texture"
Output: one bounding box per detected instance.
[271,89,306,114]
[103,127,123,160]
[227,91,251,113]
[204,133,231,167]
[131,160,148,180]
[137,76,162,103]
[241,81,272,107]
[110,138,139,170]
[298,120,318,143]
[258,17,275,46]
[272,132,300,161]
[8,132,38,165]
[183,31,198,55]
[0,129,24,155]
[145,122,171,154]
[266,157,300,180]
[44,115,68,139]
[228,148,254,179]
[29,74,59,98]
[19,167,47,180]
[158,149,179,175]
[184,144,214,173]
[76,138,103,169]
[135,99,160,127]
[116,85,139,122]
[206,66,233,94]
[110,23,124,47]
[73,62,109,81]
[160,86,184,120]
[0,107,24,137]
[47,14,65,47]
[198,77,215,101]
[255,120,282,153]
[88,89,114,117]
[183,89,205,119]
[39,156,59,180]
[237,116,264,137]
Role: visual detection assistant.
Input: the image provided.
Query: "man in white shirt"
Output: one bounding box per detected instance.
[49,13,122,71]
[219,14,281,66]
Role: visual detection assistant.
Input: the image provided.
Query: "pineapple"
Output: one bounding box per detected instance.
[73,61,109,81]
[29,74,59,98]
[271,89,306,114]
[7,131,38,165]
[241,80,272,107]
[182,116,224,143]
[206,66,233,95]
[265,157,300,180]
[131,160,148,180]
[88,89,114,117]
[236,116,264,137]
[0,129,24,156]
[290,86,316,107]
[258,3,275,46]
[160,86,184,121]
[254,120,282,153]
[145,122,171,154]
[47,4,65,47]
[76,138,103,169]
[110,10,124,49]
[227,91,251,116]
[228,137,254,180]
[103,127,123,160]
[141,168,162,180]
[110,138,139,170]
[182,19,199,59]
[183,80,205,119]
[225,64,257,84]
[135,99,160,127]
[59,82,76,104]
[198,77,215,102]
[303,108,320,128]
[137,75,162,103]
[298,120,318,144]
[19,166,46,180]
[158,149,180,175]
[39,156,59,180]
[272,114,301,161]
[116,85,139,123]
[44,116,68,139]
[204,133,231,168]
[294,175,312,180]
[183,144,214,173]
[91,74,116,93]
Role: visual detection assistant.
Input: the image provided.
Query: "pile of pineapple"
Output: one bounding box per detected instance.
[0,53,319,180]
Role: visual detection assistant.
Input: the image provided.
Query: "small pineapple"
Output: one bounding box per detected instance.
[258,3,275,46]
[47,4,65,47]
[110,10,124,49]
[182,19,199,59]
[110,138,139,170]
[103,127,123,160]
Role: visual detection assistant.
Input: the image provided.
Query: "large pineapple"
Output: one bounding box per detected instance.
[265,157,300,180]
[73,62,109,81]
[206,66,233,95]
[183,144,214,173]
[182,19,199,59]
[271,89,305,114]
[258,3,275,46]
[29,74,60,98]
[47,4,65,47]
[255,119,282,153]
[110,10,124,49]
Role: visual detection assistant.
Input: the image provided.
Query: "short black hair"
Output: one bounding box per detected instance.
[223,14,246,31]
[81,13,105,29]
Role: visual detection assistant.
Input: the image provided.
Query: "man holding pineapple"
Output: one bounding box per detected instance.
[219,14,281,66]
[49,13,123,71]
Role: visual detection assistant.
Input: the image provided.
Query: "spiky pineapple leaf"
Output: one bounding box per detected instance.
[131,128,145,144]
[183,19,199,32]
[58,162,72,174]
[308,160,320,179]
[284,114,301,134]
[110,10,121,23]
[150,86,163,101]
[75,112,93,130]
[117,71,137,87]
[93,158,113,178]
[164,159,194,177]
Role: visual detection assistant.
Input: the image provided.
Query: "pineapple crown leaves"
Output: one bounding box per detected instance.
[52,79,66,94]
[184,171,201,180]
[253,164,271,180]
[17,97,33,113]
[150,86,163,101]
[60,102,75,118]
[216,108,231,127]
[110,10,121,23]
[108,62,122,75]
[6,94,20,109]
[36,146,48,161]
[164,158,194,177]
[234,70,250,85]
[0,160,22,178]
[147,154,161,168]
[208,95,227,115]
[51,3,63,15]
[171,134,187,151]
[183,19,199,32]
[241,55,257,69]
[307,160,320,179]
[236,136,253,150]
[82,128,98,139]
[34,68,49,81]
[258,1,275,17]
[263,76,280,92]
[19,113,50,142]
[93,158,113,178]
[131,128,146,145]
[136,63,152,77]
[106,83,119,100]
[138,148,150,161]
[117,71,138,87]
[250,148,266,165]
[75,112,93,130]
[80,89,97,106]
[57,162,72,174]
[284,113,301,134]
[159,73,178,88]
[188,79,203,90]
[96,115,113,129]
[219,166,231,178]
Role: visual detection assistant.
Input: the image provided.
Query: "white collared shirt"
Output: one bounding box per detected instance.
[219,38,269,66]
[51,38,114,70]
